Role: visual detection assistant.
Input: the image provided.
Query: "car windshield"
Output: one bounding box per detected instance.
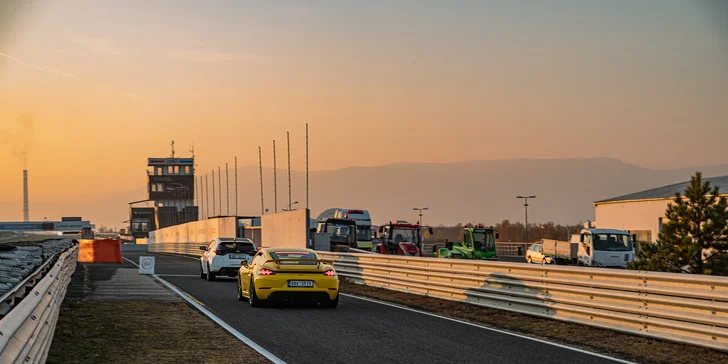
[218,241,255,254]
[391,228,419,244]
[473,231,495,252]
[326,223,355,243]
[356,226,371,241]
[269,251,318,265]
[592,234,633,252]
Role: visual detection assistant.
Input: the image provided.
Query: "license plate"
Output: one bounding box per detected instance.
[288,280,314,288]
[229,254,245,259]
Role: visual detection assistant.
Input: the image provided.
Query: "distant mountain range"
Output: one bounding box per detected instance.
[39,158,728,229]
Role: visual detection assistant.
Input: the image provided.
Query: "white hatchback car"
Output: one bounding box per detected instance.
[526,243,552,264]
[200,238,257,280]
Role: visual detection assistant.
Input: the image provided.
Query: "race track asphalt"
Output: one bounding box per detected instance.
[123,252,624,364]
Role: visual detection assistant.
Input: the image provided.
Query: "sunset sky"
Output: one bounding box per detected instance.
[1,0,727,225]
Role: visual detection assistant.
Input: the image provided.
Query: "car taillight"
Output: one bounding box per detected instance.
[323,269,336,277]
[215,249,223,255]
[257,268,276,275]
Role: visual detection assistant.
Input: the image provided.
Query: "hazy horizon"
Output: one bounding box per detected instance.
[1,1,727,226]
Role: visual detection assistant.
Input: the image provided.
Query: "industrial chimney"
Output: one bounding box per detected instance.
[23,170,29,222]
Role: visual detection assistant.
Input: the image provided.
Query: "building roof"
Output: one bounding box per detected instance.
[596,175,728,203]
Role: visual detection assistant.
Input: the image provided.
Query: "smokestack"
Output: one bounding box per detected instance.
[23,170,29,222]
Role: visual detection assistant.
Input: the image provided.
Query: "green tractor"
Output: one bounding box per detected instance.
[434,224,499,260]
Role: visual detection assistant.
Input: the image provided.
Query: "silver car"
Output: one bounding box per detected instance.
[526,243,551,264]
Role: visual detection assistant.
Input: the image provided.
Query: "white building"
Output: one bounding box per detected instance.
[594,175,728,243]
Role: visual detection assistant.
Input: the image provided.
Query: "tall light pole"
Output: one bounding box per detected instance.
[516,195,536,242]
[285,201,299,211]
[412,207,429,226]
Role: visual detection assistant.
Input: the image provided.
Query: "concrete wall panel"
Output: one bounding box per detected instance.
[261,209,310,248]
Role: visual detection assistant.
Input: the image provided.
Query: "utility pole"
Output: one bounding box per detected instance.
[218,166,222,216]
[205,175,209,219]
[273,140,278,213]
[258,146,264,215]
[516,195,536,242]
[226,162,230,215]
[305,123,309,210]
[212,170,216,217]
[199,176,204,219]
[235,157,238,216]
[287,131,292,211]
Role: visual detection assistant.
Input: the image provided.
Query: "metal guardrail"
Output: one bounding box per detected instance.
[496,242,531,256]
[0,244,78,363]
[317,252,728,352]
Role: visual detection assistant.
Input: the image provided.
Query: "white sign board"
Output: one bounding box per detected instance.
[139,256,155,275]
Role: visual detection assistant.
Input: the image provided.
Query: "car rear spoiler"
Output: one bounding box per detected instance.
[264,258,334,265]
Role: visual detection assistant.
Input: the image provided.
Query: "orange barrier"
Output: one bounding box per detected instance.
[78,239,122,263]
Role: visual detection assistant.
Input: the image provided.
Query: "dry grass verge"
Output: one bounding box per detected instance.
[48,300,270,364]
[340,279,727,364]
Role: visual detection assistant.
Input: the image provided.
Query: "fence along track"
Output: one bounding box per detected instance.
[317,252,728,352]
[0,243,77,364]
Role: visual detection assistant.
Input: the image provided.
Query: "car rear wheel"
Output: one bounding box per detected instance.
[249,278,263,307]
[237,277,245,301]
[324,293,339,309]
[206,264,216,281]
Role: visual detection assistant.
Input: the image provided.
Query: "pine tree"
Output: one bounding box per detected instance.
[630,172,728,275]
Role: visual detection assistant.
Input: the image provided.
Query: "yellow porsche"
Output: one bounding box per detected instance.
[237,248,339,308]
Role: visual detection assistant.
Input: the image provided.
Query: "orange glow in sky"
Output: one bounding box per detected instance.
[1,1,727,226]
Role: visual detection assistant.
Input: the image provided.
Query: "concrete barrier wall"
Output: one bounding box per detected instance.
[149,217,238,255]
[260,209,310,248]
[150,217,237,246]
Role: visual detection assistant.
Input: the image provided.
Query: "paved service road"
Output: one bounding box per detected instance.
[123,252,624,364]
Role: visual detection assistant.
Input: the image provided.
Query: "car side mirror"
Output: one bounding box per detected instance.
[428,227,433,235]
[199,246,207,251]
[495,232,500,239]
[580,235,584,243]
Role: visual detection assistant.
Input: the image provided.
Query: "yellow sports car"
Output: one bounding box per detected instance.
[237,247,339,308]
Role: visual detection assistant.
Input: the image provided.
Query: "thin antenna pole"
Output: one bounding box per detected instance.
[259,146,264,215]
[205,175,209,219]
[235,157,238,216]
[218,166,222,216]
[212,170,216,217]
[306,123,309,209]
[287,131,291,210]
[226,162,230,215]
[171,140,175,158]
[273,140,278,213]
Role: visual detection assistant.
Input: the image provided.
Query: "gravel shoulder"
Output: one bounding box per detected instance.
[47,300,271,364]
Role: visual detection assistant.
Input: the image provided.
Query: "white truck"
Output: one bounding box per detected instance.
[572,222,636,268]
[540,239,578,265]
[316,208,373,250]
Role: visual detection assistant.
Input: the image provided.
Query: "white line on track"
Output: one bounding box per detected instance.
[341,293,635,364]
[121,256,286,364]
[156,274,199,277]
